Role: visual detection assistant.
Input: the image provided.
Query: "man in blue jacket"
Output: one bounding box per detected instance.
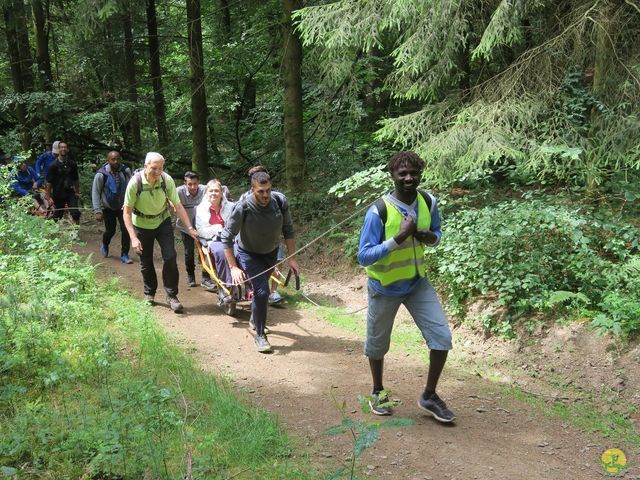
[358,151,455,422]
[11,159,39,197]
[35,141,59,186]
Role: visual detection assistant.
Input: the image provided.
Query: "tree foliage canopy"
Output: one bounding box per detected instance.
[296,0,640,188]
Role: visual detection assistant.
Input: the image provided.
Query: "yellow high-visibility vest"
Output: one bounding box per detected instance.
[365,195,431,286]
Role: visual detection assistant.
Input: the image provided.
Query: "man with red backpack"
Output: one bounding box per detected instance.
[92,151,133,264]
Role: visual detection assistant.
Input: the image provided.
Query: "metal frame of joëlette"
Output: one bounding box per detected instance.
[195,241,300,296]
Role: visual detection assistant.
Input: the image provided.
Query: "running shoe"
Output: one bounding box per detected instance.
[417,392,456,423]
[255,334,272,353]
[369,391,393,416]
[268,291,283,305]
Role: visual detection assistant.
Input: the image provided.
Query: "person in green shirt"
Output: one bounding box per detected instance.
[123,152,198,313]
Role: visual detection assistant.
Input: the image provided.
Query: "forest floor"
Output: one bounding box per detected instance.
[74,220,639,480]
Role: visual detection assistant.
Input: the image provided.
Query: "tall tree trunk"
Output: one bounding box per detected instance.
[146,0,169,147]
[282,0,305,191]
[589,3,615,191]
[31,0,53,90]
[219,0,231,38]
[592,4,613,105]
[31,0,54,144]
[186,0,209,176]
[14,0,34,93]
[122,2,141,148]
[2,0,32,150]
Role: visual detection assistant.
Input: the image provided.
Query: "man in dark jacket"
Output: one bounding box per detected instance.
[92,151,133,264]
[46,142,81,232]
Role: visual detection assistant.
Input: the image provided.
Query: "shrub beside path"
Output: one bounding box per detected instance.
[76,225,636,480]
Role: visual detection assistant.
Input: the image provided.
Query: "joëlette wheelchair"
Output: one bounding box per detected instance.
[195,239,300,317]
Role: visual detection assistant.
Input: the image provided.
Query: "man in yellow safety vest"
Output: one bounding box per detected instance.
[358,151,455,422]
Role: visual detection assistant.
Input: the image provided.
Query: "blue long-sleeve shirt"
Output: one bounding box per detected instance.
[358,192,442,296]
[35,151,55,186]
[12,166,39,196]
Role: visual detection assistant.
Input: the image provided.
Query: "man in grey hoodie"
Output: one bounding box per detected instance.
[221,171,300,353]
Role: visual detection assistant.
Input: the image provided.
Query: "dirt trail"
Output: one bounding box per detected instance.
[75,222,636,480]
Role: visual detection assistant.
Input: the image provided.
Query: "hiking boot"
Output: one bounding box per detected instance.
[201,278,217,292]
[369,391,393,416]
[101,243,109,258]
[187,275,196,287]
[268,291,283,305]
[144,294,155,306]
[120,254,133,264]
[417,393,456,423]
[255,334,272,353]
[249,314,269,334]
[167,295,184,313]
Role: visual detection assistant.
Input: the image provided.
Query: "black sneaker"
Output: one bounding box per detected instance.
[255,334,272,353]
[417,393,456,423]
[201,278,217,292]
[187,275,196,287]
[144,294,155,306]
[167,295,184,313]
[369,391,393,416]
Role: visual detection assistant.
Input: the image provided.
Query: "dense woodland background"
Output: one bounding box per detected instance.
[2,0,640,331]
[1,1,640,477]
[2,0,637,190]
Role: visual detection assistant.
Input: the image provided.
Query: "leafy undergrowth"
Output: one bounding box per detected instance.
[0,189,319,478]
[423,189,640,339]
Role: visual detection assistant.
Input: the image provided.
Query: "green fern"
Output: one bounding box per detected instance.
[547,290,590,306]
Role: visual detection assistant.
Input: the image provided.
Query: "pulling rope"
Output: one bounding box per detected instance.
[201,200,373,288]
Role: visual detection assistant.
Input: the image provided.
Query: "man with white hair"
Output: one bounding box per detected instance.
[123,152,198,313]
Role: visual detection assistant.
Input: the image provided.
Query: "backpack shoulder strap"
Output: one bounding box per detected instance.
[417,189,433,212]
[374,198,387,224]
[241,196,251,221]
[272,192,285,213]
[135,171,143,196]
[160,172,167,193]
[373,191,431,233]
[121,164,132,180]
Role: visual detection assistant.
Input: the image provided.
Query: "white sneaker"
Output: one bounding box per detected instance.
[70,230,79,241]
[268,291,283,305]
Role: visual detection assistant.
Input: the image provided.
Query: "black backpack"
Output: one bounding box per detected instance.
[374,189,433,224]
